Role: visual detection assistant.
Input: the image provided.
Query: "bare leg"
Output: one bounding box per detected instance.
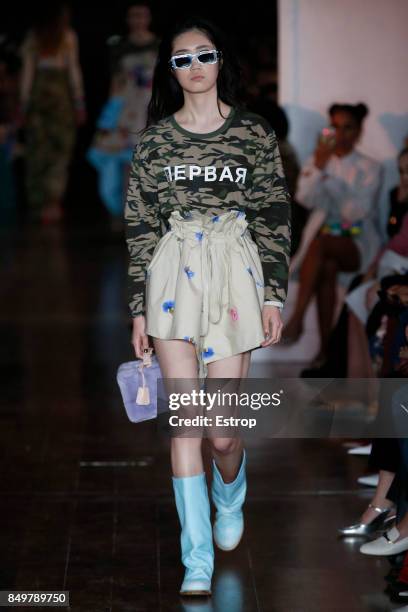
[284,235,360,344]
[315,258,338,361]
[155,338,215,595]
[283,237,324,340]
[359,470,396,524]
[205,351,251,482]
[347,311,376,378]
[152,337,203,477]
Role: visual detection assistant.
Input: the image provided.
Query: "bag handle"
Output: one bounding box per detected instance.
[142,347,154,367]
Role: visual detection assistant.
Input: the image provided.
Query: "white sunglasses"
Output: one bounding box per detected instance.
[169,48,222,70]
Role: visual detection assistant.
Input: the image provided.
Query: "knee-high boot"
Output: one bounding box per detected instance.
[172,472,214,595]
[211,448,247,551]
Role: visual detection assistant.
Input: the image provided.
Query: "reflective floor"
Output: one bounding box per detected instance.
[0,222,403,611]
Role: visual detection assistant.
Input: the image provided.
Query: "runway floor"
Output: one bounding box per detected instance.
[0,222,404,612]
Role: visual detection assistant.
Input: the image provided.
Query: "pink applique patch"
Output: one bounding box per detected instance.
[230,307,239,321]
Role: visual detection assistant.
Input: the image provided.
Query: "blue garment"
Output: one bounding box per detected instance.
[87,147,132,216]
[96,96,124,130]
[87,96,132,217]
[172,472,213,594]
[211,449,247,551]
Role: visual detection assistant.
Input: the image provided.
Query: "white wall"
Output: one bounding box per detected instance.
[278,0,408,236]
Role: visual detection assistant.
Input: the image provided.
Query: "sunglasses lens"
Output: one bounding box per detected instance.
[174,56,192,69]
[198,51,217,64]
[171,50,219,69]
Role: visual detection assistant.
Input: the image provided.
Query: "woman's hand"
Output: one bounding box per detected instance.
[260,305,283,347]
[314,140,334,170]
[131,315,151,359]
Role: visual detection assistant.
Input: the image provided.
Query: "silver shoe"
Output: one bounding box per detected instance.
[338,503,396,537]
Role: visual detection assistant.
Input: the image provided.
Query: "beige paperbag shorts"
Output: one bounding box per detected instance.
[145,209,266,378]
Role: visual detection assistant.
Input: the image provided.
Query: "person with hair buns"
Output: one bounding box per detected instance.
[282,102,382,368]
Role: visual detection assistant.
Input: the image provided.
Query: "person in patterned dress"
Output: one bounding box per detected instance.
[87,1,159,222]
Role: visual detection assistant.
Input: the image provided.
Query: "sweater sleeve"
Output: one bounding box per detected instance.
[248,126,292,306]
[124,139,161,317]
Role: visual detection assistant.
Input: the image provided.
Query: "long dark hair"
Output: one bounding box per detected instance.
[145,16,244,129]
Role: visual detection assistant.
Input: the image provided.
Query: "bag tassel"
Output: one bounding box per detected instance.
[136,348,154,405]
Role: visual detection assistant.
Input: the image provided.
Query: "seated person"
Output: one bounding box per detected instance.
[283,102,382,369]
[301,147,408,378]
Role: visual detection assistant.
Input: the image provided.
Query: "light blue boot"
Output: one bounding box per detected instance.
[172,472,214,596]
[211,449,247,551]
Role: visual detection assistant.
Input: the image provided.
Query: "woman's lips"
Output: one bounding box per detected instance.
[191,75,204,81]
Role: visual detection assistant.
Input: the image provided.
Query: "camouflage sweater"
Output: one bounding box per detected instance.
[124,106,292,317]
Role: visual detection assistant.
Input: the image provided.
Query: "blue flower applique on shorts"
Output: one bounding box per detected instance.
[184,266,195,279]
[162,300,175,313]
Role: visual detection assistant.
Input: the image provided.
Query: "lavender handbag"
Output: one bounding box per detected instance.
[116,348,164,423]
